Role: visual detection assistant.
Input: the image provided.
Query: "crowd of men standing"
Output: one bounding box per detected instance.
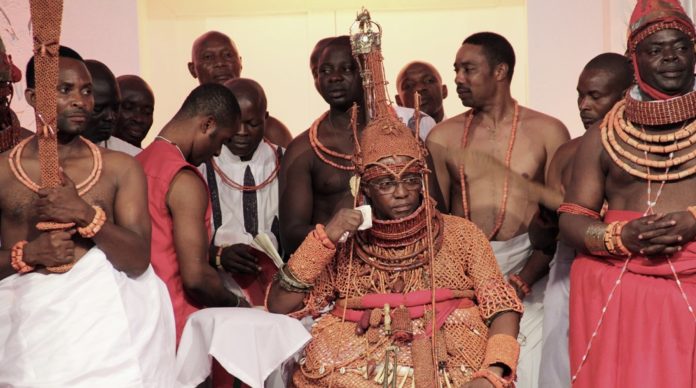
[1,0,695,386]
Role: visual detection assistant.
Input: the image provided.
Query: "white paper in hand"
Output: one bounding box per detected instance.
[355,205,373,230]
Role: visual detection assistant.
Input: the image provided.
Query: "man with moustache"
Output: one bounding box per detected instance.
[113,74,154,148]
[188,31,293,148]
[0,46,175,386]
[83,60,140,156]
[396,61,448,123]
[537,52,633,388]
[279,36,436,256]
[559,1,696,386]
[427,32,570,388]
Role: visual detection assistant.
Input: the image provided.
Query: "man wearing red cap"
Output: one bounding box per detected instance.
[559,1,696,386]
[0,36,31,152]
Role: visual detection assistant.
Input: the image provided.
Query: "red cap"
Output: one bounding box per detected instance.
[628,0,696,100]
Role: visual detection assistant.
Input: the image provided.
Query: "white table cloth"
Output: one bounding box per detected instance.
[175,308,310,388]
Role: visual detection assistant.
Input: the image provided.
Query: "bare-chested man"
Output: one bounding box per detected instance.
[396,61,448,122]
[280,36,363,256]
[538,52,632,388]
[136,83,250,346]
[0,46,174,386]
[83,60,141,156]
[113,74,154,148]
[427,32,569,388]
[188,31,293,148]
[280,36,436,256]
[559,2,696,386]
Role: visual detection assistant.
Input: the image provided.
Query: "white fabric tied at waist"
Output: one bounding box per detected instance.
[489,232,534,275]
[489,232,546,388]
[175,308,311,388]
[0,246,176,388]
[539,241,575,388]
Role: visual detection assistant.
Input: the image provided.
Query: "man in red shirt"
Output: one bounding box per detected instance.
[137,83,250,344]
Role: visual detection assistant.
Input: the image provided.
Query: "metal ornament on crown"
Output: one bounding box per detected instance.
[350,9,382,122]
[348,8,429,194]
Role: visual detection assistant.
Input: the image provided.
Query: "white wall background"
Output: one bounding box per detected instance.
[528,0,695,138]
[3,0,695,141]
[139,4,528,145]
[0,0,141,131]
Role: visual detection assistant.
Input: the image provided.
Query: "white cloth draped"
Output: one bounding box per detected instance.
[490,233,545,388]
[0,247,176,387]
[539,241,574,388]
[174,308,311,388]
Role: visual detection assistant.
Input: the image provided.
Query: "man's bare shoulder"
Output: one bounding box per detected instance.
[548,137,583,182]
[582,122,602,143]
[426,112,468,145]
[168,168,208,210]
[101,147,141,166]
[283,129,312,161]
[266,115,293,148]
[100,147,145,179]
[571,123,606,165]
[554,137,583,161]
[519,105,568,134]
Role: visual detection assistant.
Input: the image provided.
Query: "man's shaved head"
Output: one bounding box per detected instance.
[310,37,335,78]
[114,74,154,147]
[223,77,267,113]
[118,74,151,92]
[190,31,238,62]
[85,59,116,85]
[397,61,443,85]
[396,61,447,122]
[582,52,634,90]
[84,59,120,143]
[222,77,267,160]
[188,31,242,84]
[577,52,634,129]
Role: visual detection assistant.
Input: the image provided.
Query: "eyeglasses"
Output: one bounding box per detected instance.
[368,175,423,195]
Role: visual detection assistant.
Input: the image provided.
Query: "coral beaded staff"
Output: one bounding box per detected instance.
[29,0,64,195]
[20,0,78,273]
